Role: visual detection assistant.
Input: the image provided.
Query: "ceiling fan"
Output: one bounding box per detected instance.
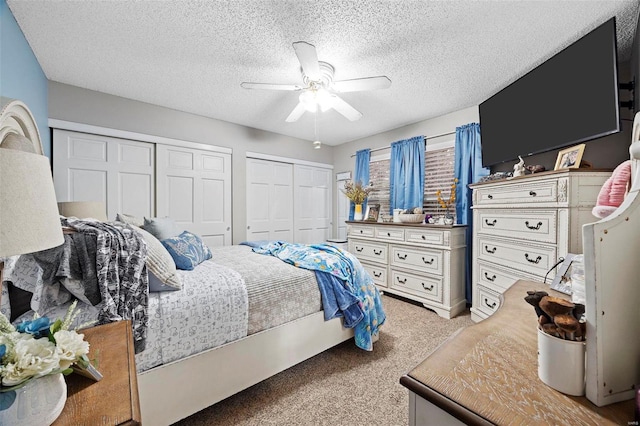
[240,41,391,122]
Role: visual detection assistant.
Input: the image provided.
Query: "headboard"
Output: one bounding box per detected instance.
[582,111,640,406]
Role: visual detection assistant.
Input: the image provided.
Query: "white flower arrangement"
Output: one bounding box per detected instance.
[0,301,92,392]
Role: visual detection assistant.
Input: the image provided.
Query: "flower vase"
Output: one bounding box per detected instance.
[354,204,363,221]
[0,374,67,426]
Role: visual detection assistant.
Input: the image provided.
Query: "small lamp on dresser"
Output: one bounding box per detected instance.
[0,122,65,306]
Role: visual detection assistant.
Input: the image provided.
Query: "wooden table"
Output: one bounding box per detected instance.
[54,320,141,425]
[400,280,637,425]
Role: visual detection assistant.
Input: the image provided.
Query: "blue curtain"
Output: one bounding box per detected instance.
[349,149,371,220]
[454,123,490,302]
[389,136,425,214]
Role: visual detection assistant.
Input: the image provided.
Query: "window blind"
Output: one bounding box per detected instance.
[368,146,456,219]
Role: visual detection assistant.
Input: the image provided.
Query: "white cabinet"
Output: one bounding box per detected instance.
[347,222,466,319]
[469,170,610,322]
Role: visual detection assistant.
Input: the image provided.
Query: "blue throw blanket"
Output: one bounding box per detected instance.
[252,241,385,351]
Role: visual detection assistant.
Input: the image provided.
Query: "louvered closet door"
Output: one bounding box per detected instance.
[294,164,332,244]
[52,129,154,221]
[156,145,232,247]
[246,158,294,242]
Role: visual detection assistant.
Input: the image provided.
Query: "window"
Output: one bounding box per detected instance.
[367,143,456,219]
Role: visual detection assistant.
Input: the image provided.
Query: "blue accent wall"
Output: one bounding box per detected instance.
[0,0,49,157]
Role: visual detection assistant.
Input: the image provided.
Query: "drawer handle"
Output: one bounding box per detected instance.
[422,257,434,265]
[373,249,382,255]
[396,253,408,260]
[421,283,434,291]
[484,272,496,282]
[529,191,537,197]
[487,194,493,199]
[525,221,543,230]
[387,232,391,237]
[484,246,497,254]
[484,298,497,309]
[396,277,407,284]
[485,219,497,226]
[359,229,363,234]
[421,235,426,240]
[373,271,382,278]
[525,253,542,264]
[355,246,363,253]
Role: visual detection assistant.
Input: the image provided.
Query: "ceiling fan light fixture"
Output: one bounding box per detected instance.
[299,91,318,112]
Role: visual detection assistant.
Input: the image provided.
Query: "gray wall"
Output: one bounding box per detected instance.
[48,81,334,244]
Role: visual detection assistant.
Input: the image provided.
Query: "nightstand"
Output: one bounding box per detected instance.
[53,320,141,425]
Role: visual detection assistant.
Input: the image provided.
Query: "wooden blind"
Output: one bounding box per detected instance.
[368,146,456,219]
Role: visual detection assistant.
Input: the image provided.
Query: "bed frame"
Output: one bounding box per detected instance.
[138,310,354,425]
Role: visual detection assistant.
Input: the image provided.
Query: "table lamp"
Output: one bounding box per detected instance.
[0,100,64,306]
[58,201,108,221]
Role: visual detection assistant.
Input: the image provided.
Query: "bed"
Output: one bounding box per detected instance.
[2,237,384,425]
[0,98,384,425]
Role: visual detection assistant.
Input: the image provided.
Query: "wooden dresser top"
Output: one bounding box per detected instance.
[401,280,636,425]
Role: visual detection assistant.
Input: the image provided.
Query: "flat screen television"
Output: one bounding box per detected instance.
[479,18,621,168]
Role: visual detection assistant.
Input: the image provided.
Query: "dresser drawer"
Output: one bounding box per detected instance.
[477,210,558,244]
[475,180,557,205]
[477,236,557,277]
[349,240,388,264]
[477,261,522,292]
[474,284,501,317]
[375,227,405,241]
[362,263,387,287]
[390,270,442,303]
[404,228,446,246]
[390,245,443,275]
[348,225,375,238]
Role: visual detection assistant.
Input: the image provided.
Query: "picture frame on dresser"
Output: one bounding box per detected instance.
[365,204,380,222]
[554,143,585,170]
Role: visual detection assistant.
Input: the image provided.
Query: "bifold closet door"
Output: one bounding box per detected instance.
[53,129,155,221]
[294,164,332,244]
[156,145,232,247]
[246,158,294,242]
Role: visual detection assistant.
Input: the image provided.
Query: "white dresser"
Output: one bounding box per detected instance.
[347,221,466,319]
[469,169,610,322]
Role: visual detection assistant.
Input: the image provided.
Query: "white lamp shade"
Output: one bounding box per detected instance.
[58,201,107,221]
[0,148,64,257]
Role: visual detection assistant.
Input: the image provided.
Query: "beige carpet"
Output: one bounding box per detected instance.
[174,294,474,426]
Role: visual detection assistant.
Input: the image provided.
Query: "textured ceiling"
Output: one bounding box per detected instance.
[7,0,640,146]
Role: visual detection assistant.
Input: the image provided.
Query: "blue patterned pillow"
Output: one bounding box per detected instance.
[161,231,212,271]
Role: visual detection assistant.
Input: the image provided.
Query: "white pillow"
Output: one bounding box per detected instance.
[131,225,181,291]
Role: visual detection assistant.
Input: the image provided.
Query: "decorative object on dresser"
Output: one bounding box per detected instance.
[347,221,466,319]
[554,143,586,170]
[0,97,64,305]
[341,179,374,221]
[469,169,611,322]
[365,203,380,222]
[512,155,526,177]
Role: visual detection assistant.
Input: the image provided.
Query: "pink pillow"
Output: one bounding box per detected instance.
[593,160,631,218]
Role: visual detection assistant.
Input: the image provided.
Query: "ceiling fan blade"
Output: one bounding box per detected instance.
[285,102,307,122]
[329,95,363,121]
[241,82,303,91]
[332,76,392,92]
[292,41,320,81]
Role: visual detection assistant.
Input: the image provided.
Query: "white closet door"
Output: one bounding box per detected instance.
[53,129,154,221]
[294,165,332,244]
[246,158,294,242]
[156,145,232,247]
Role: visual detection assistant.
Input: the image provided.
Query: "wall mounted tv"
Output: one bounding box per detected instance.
[479,17,621,168]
